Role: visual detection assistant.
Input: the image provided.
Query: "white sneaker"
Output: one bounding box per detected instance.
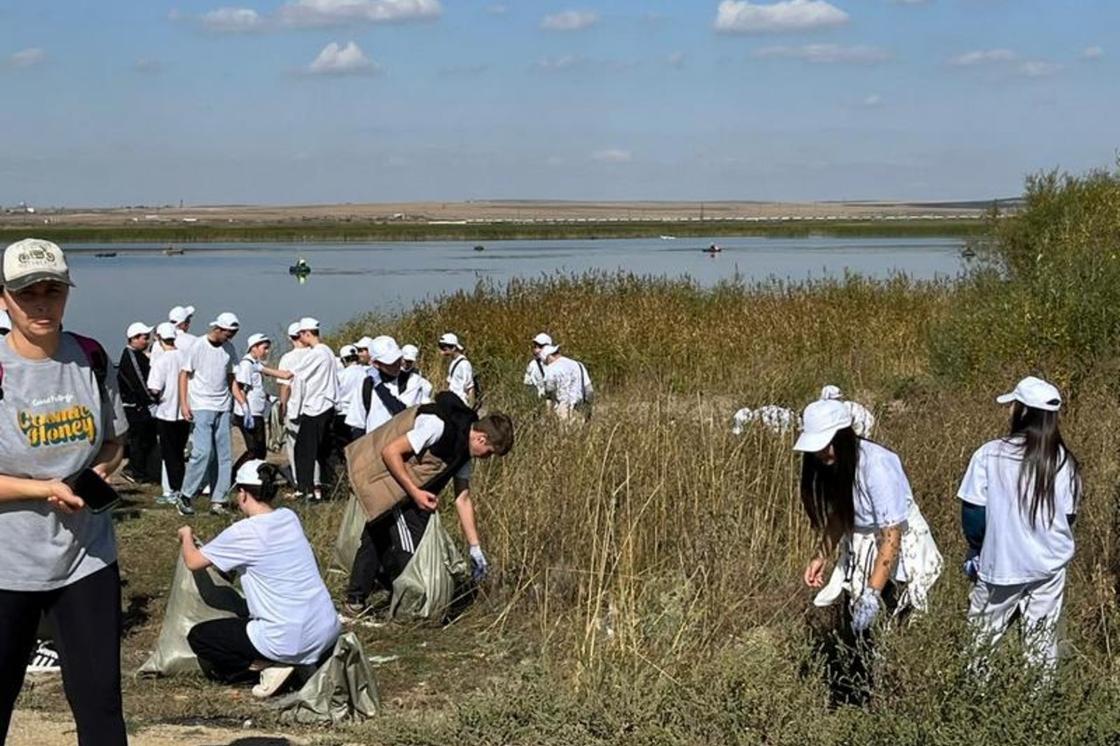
[252,666,294,699]
[27,640,61,674]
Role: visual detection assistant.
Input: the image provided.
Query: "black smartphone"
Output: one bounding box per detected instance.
[67,469,121,514]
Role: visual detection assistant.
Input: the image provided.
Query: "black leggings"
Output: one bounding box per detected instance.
[346,503,430,604]
[294,409,335,495]
[187,618,266,684]
[125,410,162,483]
[157,418,191,493]
[232,414,267,474]
[0,563,126,746]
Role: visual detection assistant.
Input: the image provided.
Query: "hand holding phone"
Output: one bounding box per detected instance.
[66,469,121,514]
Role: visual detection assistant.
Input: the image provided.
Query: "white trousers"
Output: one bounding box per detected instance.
[968,567,1066,671]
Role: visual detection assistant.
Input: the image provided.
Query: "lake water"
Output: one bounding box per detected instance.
[61,236,965,347]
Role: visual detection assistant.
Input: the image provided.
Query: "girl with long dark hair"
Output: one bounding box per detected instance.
[796,399,942,632]
[959,376,1080,671]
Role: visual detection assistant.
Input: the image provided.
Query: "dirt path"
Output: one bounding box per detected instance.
[8,710,312,746]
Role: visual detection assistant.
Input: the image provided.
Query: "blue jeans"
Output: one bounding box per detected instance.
[182,409,232,504]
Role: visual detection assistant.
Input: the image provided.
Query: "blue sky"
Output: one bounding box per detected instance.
[0,0,1115,206]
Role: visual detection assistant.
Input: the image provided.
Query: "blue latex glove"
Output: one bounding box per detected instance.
[243,412,255,430]
[469,544,488,582]
[962,549,980,581]
[850,588,881,633]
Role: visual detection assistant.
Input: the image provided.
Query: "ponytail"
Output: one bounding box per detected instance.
[239,463,282,503]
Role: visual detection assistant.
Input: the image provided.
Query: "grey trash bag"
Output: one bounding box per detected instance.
[269,632,379,725]
[332,493,366,573]
[138,556,248,677]
[390,511,469,621]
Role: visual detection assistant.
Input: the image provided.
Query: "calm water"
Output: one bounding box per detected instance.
[62,236,965,347]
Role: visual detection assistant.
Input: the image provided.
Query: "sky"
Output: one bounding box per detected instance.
[0,0,1116,206]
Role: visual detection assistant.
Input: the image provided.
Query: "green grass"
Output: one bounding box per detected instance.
[0,218,987,244]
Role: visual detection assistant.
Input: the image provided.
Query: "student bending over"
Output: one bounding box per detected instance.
[178,460,341,698]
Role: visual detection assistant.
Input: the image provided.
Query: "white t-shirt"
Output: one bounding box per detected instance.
[288,343,338,417]
[446,355,474,404]
[544,356,592,407]
[345,370,433,434]
[852,440,912,530]
[958,437,1079,585]
[406,414,472,480]
[201,508,340,665]
[523,358,547,396]
[234,357,268,417]
[146,346,183,421]
[175,331,198,352]
[337,364,368,414]
[181,337,235,412]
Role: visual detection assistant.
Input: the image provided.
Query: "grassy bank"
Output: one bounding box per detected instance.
[0,218,986,244]
[18,168,1120,744]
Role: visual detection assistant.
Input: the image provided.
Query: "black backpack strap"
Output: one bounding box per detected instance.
[374,380,408,417]
[361,376,375,416]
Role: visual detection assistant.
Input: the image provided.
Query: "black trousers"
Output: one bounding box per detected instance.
[125,408,161,483]
[332,413,354,462]
[0,563,126,746]
[187,618,265,684]
[157,418,191,493]
[232,414,267,474]
[346,503,430,604]
[294,409,335,495]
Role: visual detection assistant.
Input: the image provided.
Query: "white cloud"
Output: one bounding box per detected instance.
[752,44,891,64]
[714,0,848,34]
[200,7,265,32]
[279,0,442,28]
[1016,60,1062,78]
[7,48,46,68]
[667,51,686,68]
[1082,46,1103,60]
[862,93,882,107]
[541,10,599,31]
[948,48,1017,67]
[592,149,632,163]
[307,41,379,75]
[533,55,587,72]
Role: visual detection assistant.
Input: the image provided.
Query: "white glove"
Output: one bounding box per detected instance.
[468,544,488,582]
[850,587,881,633]
[243,412,255,429]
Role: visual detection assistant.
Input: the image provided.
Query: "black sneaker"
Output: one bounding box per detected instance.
[27,640,60,674]
[176,494,195,516]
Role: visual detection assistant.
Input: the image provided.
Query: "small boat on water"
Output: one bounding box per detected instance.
[473,245,485,252]
[289,257,311,276]
[703,243,722,254]
[660,235,676,240]
[94,252,117,258]
[164,245,185,256]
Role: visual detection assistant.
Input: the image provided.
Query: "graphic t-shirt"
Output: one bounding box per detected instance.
[181,337,236,412]
[201,508,341,665]
[0,333,128,591]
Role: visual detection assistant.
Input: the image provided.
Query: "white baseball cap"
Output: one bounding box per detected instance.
[996,376,1062,412]
[245,332,270,351]
[155,322,177,341]
[819,385,843,401]
[1,239,74,292]
[438,332,463,350]
[793,400,854,453]
[401,344,419,362]
[340,344,357,358]
[354,336,375,350]
[297,316,320,333]
[371,335,403,364]
[532,332,553,346]
[209,312,240,331]
[234,459,267,487]
[539,344,560,359]
[126,321,153,339]
[169,305,196,324]
[287,322,301,338]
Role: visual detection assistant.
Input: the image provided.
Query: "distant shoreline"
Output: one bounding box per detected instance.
[0,218,987,244]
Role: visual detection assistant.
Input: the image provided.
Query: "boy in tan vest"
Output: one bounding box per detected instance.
[342,392,513,614]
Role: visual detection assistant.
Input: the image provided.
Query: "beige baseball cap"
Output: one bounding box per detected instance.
[2,239,74,292]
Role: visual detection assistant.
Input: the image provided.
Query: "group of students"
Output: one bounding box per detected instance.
[788,374,1080,699]
[0,236,1085,746]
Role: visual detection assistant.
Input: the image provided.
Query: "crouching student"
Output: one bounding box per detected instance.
[795,400,941,704]
[343,392,514,615]
[959,376,1080,673]
[178,460,341,698]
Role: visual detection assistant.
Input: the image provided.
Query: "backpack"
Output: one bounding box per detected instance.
[0,332,109,402]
